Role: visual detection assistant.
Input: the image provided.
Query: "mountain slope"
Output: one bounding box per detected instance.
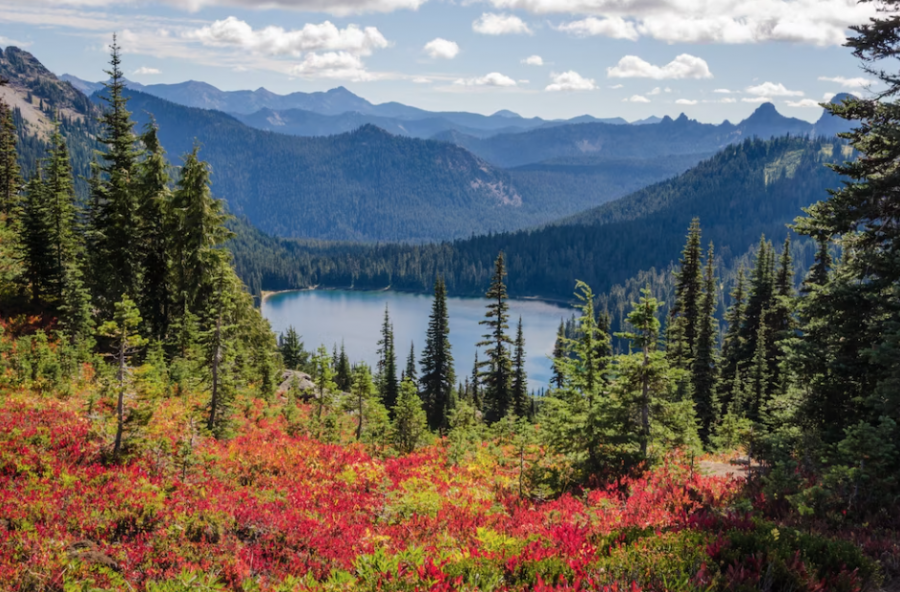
[228,136,846,299]
[115,89,539,242]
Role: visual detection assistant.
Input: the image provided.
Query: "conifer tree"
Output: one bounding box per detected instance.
[44,124,80,307]
[279,326,304,370]
[0,98,21,222]
[551,320,566,390]
[392,377,428,454]
[478,252,513,422]
[203,282,238,438]
[739,237,775,372]
[720,267,747,405]
[404,342,416,383]
[135,121,172,341]
[336,342,352,392]
[470,352,481,411]
[668,219,703,367]
[511,316,529,417]
[801,239,832,293]
[170,147,233,316]
[420,277,454,430]
[98,295,147,459]
[91,37,144,309]
[766,237,795,394]
[376,305,399,409]
[349,364,376,441]
[20,165,53,305]
[311,345,337,435]
[692,243,719,443]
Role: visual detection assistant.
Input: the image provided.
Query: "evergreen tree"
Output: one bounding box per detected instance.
[550,320,566,390]
[801,238,832,293]
[0,98,21,222]
[392,377,428,454]
[279,326,304,370]
[170,147,233,316]
[20,165,53,305]
[511,316,529,418]
[420,276,454,430]
[470,352,482,411]
[97,295,147,459]
[376,305,399,409]
[720,267,747,407]
[766,237,795,394]
[336,342,352,392]
[202,282,238,438]
[43,124,80,307]
[404,341,416,383]
[668,219,704,367]
[348,364,376,441]
[692,243,719,444]
[90,37,144,310]
[311,345,337,435]
[477,252,513,422]
[135,121,172,341]
[739,237,775,373]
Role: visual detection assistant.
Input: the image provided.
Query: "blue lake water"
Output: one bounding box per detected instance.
[261,289,574,389]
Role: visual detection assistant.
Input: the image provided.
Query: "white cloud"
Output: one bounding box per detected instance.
[481,0,878,46]
[0,35,32,47]
[741,96,771,103]
[746,81,803,97]
[143,0,428,16]
[648,86,661,95]
[676,98,698,105]
[185,17,389,57]
[624,94,650,103]
[785,98,822,108]
[412,76,431,83]
[473,13,532,35]
[609,83,624,89]
[289,51,374,80]
[718,97,737,103]
[545,70,596,91]
[817,75,874,88]
[133,66,161,75]
[522,55,544,65]
[713,88,734,94]
[555,16,638,40]
[423,38,459,59]
[607,54,712,80]
[454,72,518,87]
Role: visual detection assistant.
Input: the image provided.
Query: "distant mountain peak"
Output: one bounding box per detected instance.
[750,102,779,117]
[828,92,856,105]
[491,109,521,119]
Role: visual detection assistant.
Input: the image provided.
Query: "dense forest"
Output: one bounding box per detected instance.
[227,136,843,310]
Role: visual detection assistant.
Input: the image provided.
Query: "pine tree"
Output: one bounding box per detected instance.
[336,342,352,392]
[90,36,144,310]
[98,295,147,458]
[801,239,832,293]
[376,305,399,410]
[720,267,747,407]
[170,147,233,316]
[202,282,238,438]
[668,219,704,367]
[404,341,416,383]
[135,121,172,341]
[311,345,337,436]
[692,243,719,444]
[470,352,481,411]
[748,319,769,424]
[766,237,795,395]
[279,326,304,370]
[349,364,376,441]
[420,277,454,430]
[739,237,775,372]
[392,377,428,454]
[20,165,53,305]
[511,317,529,417]
[551,320,566,390]
[0,98,21,222]
[43,124,80,307]
[477,252,513,423]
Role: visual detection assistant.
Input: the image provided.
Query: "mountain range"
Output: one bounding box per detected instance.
[3,47,855,247]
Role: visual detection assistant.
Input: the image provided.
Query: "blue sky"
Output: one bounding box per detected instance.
[0,0,884,122]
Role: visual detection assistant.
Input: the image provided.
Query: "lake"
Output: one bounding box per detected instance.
[262,289,574,389]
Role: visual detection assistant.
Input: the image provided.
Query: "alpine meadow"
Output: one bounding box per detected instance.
[0,0,899,591]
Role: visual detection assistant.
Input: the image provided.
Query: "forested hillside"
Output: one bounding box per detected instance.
[228,136,844,301]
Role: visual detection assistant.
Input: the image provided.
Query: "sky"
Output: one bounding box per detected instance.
[0,0,887,123]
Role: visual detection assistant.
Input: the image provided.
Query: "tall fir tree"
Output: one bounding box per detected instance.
[90,36,144,311]
[404,342,417,383]
[135,121,173,341]
[477,252,513,423]
[550,320,566,390]
[719,266,747,409]
[668,219,704,367]
[376,305,399,410]
[692,243,719,443]
[801,239,832,293]
[0,98,21,222]
[420,277,454,430]
[43,124,80,307]
[20,165,53,305]
[511,316,529,418]
[279,326,304,370]
[336,342,352,392]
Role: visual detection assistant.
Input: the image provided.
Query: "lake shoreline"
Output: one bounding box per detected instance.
[261,286,575,309]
